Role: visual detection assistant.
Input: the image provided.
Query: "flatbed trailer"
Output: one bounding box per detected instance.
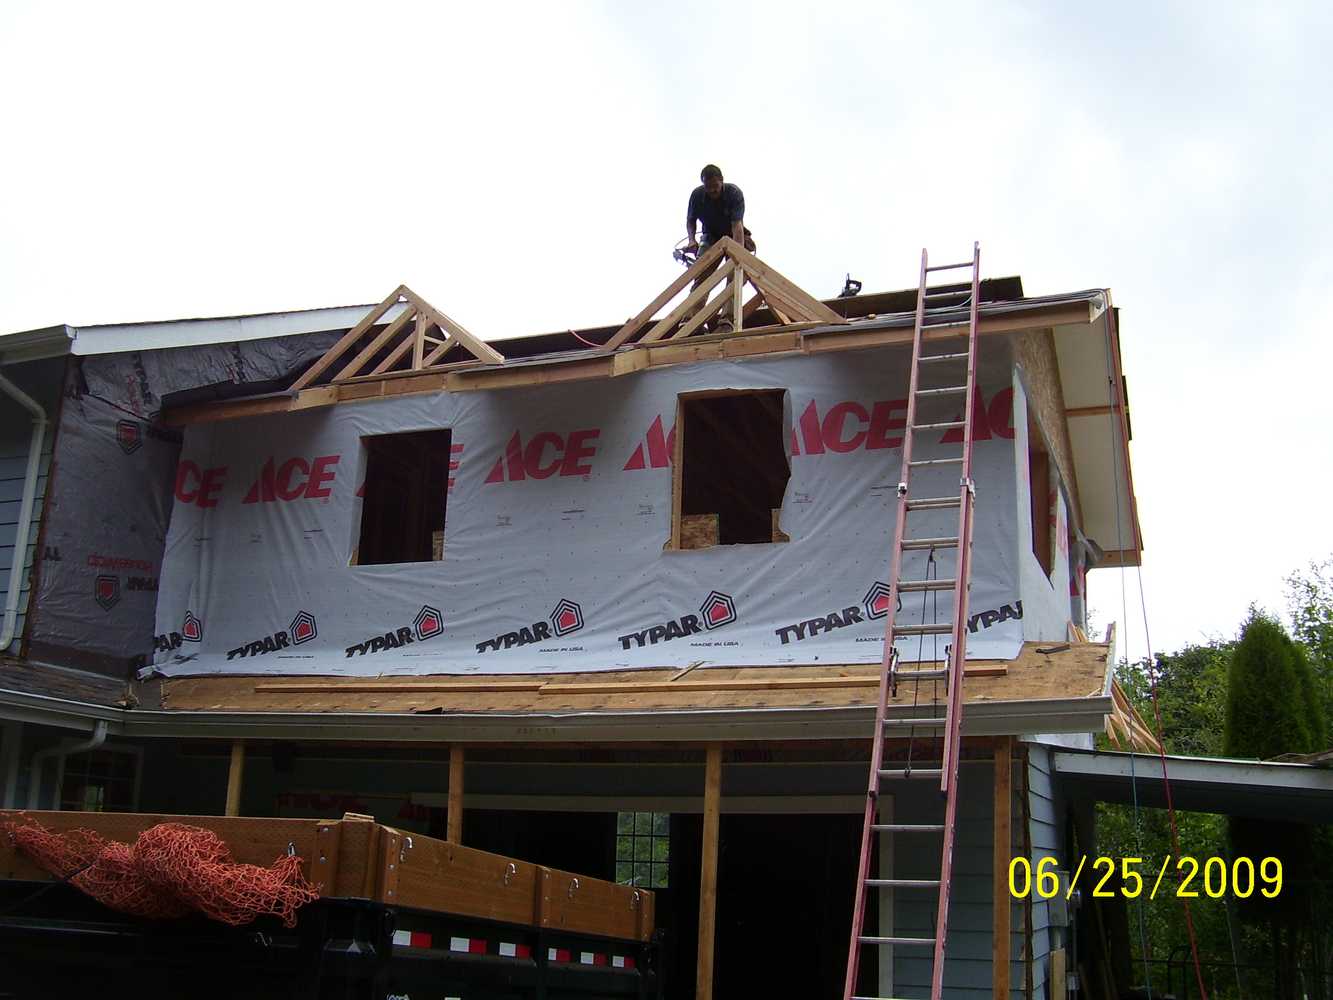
[0,810,660,1000]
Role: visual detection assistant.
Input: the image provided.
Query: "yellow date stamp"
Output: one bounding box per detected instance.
[1009,855,1283,900]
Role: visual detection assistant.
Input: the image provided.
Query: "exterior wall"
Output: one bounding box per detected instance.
[154,344,1029,677]
[887,760,1024,998]
[1012,375,1075,644]
[0,358,64,656]
[1025,742,1068,997]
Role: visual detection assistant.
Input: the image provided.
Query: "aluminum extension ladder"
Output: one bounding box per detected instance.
[843,244,983,1000]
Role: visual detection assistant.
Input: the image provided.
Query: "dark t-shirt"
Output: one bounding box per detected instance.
[687,182,745,242]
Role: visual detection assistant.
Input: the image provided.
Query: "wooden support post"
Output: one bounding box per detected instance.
[225,740,245,817]
[729,267,742,332]
[447,745,464,843]
[993,737,1013,998]
[696,743,722,1000]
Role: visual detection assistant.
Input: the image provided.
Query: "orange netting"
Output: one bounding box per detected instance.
[3,818,319,927]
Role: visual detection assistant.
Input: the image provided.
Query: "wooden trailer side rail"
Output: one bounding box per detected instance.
[0,810,652,942]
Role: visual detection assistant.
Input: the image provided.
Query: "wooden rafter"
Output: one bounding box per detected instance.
[291,285,503,390]
[603,237,846,351]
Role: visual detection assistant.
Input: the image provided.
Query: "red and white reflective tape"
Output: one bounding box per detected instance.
[497,941,533,958]
[546,947,635,969]
[391,930,433,949]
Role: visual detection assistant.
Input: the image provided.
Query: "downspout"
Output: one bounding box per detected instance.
[26,719,108,810]
[0,370,48,653]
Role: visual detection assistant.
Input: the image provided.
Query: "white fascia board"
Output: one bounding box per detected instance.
[0,325,74,364]
[1051,749,1333,794]
[68,303,410,356]
[0,685,1111,743]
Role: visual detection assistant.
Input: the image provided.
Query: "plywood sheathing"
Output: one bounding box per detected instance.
[159,640,1112,715]
[1013,328,1082,526]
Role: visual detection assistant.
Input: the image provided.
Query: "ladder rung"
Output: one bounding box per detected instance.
[859,935,936,946]
[912,420,965,431]
[866,878,940,889]
[905,496,961,511]
[909,457,964,467]
[879,767,943,780]
[919,352,969,363]
[926,261,973,272]
[883,717,947,727]
[923,322,968,330]
[924,289,968,299]
[892,623,952,636]
[916,385,968,396]
[895,668,949,681]
[897,579,955,592]
[872,823,946,833]
[853,996,928,999]
[901,536,958,549]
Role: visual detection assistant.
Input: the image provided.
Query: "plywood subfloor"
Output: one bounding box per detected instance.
[158,641,1111,715]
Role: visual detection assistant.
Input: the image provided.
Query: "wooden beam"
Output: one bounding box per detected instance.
[664,278,736,342]
[1065,404,1120,418]
[604,240,731,351]
[447,745,464,843]
[421,334,456,368]
[225,740,245,817]
[254,680,546,693]
[334,306,417,381]
[730,267,743,331]
[993,737,1013,998]
[696,743,722,1000]
[406,289,506,365]
[670,397,684,550]
[292,285,405,390]
[721,240,845,323]
[412,312,427,370]
[642,260,735,343]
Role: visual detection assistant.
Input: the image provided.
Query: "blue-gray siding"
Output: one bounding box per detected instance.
[0,359,63,654]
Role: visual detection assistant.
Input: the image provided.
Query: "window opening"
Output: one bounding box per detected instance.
[1027,411,1053,577]
[59,748,138,812]
[615,811,669,888]
[673,390,789,549]
[355,430,451,565]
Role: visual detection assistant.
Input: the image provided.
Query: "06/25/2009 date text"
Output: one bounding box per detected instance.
[1009,855,1282,900]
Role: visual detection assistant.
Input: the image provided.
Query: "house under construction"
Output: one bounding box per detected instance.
[1,240,1155,998]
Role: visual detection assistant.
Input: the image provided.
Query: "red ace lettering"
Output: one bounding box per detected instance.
[243,455,340,503]
[174,460,227,508]
[485,429,600,483]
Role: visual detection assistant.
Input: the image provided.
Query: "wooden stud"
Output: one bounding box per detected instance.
[225,740,245,817]
[696,744,722,1000]
[447,745,464,843]
[665,281,736,342]
[993,737,1013,998]
[412,312,427,370]
[292,285,406,390]
[421,335,457,368]
[730,266,743,332]
[670,397,684,550]
[604,240,732,351]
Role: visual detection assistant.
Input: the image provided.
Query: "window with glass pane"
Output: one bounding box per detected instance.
[59,749,137,812]
[615,812,669,888]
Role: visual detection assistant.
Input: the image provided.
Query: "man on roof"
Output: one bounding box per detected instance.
[685,164,754,258]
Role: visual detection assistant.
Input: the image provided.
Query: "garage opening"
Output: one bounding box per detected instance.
[674,390,790,549]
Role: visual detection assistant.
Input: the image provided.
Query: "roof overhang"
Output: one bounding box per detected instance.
[1051,747,1333,822]
[1,683,1111,744]
[0,325,73,364]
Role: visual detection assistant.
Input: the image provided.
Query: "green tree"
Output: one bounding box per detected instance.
[1224,611,1326,999]
[1287,557,1333,748]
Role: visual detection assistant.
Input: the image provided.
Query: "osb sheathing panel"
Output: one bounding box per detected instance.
[1014,328,1081,524]
[159,641,1111,715]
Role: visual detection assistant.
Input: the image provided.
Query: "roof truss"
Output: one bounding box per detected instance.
[292,285,503,390]
[603,237,847,351]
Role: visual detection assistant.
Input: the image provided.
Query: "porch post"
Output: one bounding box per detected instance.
[447,745,464,842]
[696,743,722,1000]
[225,740,245,817]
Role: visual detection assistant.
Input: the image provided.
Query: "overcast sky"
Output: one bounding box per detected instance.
[2,1,1330,662]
